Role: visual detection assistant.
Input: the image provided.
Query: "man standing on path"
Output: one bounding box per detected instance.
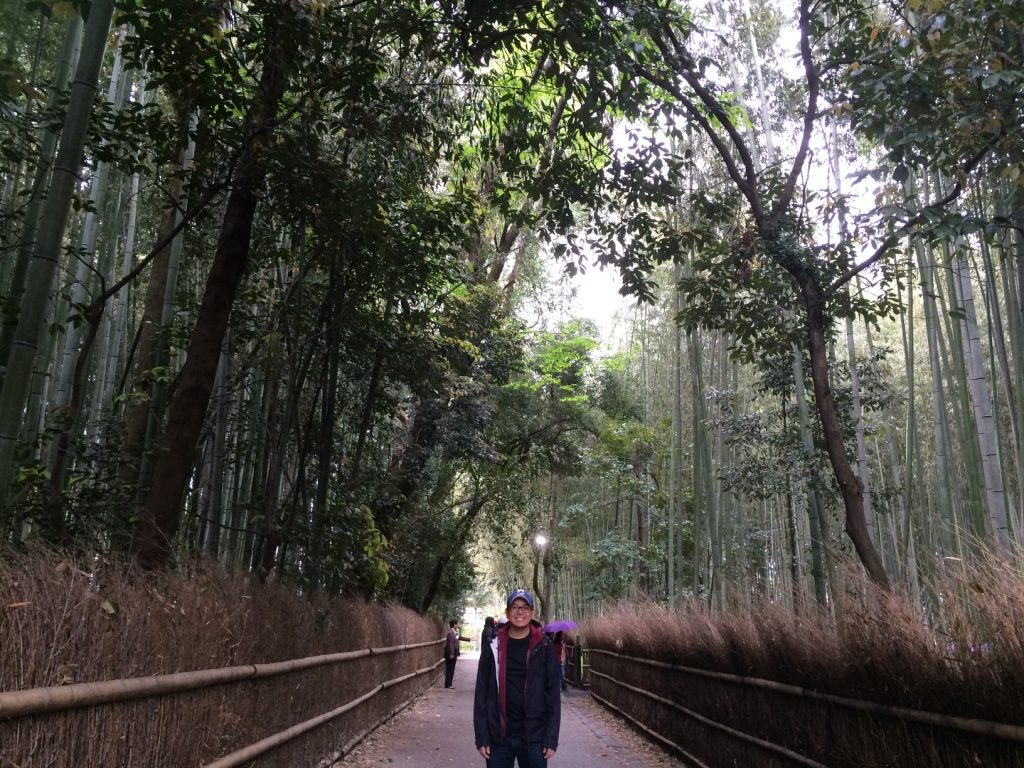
[444,619,463,688]
[474,589,560,767]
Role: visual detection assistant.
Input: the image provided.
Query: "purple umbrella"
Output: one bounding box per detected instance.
[544,620,577,633]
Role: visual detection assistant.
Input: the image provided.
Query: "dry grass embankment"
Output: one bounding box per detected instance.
[585,556,1024,767]
[0,549,442,767]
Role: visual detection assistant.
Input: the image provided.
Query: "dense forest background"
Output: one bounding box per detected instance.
[1,0,1022,622]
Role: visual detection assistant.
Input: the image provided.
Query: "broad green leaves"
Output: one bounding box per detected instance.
[826,0,1024,181]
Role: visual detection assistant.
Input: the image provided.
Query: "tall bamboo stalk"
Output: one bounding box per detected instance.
[118,115,197,513]
[830,129,876,551]
[975,188,1023,543]
[952,242,1010,549]
[913,208,959,553]
[99,168,140,414]
[668,262,684,602]
[0,13,83,385]
[44,31,130,497]
[937,222,986,541]
[203,347,231,557]
[792,345,828,605]
[0,0,114,511]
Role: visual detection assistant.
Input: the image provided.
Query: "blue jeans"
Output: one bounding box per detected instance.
[487,738,547,768]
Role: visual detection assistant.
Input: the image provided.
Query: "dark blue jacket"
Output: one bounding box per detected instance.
[473,622,561,750]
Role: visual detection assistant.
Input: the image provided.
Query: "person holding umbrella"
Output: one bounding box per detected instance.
[543,620,577,692]
[552,632,567,692]
[474,588,560,767]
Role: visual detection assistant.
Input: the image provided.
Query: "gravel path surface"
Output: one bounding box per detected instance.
[336,652,686,768]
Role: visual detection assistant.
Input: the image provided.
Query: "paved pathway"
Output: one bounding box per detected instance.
[337,651,685,768]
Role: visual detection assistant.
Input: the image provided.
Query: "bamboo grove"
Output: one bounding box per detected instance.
[0,0,1022,618]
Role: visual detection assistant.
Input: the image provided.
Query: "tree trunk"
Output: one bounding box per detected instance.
[795,271,890,588]
[117,123,195,512]
[349,297,393,486]
[131,27,291,568]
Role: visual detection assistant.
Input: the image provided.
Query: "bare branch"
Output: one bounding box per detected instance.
[828,141,998,294]
[645,32,763,220]
[634,63,764,223]
[92,179,228,310]
[775,0,818,221]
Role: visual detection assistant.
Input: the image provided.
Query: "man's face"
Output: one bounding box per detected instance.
[507,599,534,629]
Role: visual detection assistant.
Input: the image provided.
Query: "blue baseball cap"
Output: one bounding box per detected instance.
[506,588,535,608]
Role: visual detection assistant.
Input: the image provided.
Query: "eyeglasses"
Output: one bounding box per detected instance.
[509,604,533,613]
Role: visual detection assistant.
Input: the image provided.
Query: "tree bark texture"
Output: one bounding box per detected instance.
[117,140,189,503]
[131,31,291,568]
[796,271,890,589]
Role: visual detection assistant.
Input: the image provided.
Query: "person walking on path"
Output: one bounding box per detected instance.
[444,619,464,688]
[552,631,568,692]
[474,588,560,767]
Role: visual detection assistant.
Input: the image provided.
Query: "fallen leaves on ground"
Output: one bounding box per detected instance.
[334,686,687,767]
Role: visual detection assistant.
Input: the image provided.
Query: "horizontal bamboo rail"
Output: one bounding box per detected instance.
[589,648,1024,742]
[315,679,427,768]
[204,660,442,768]
[588,688,711,768]
[0,638,441,721]
[590,669,827,768]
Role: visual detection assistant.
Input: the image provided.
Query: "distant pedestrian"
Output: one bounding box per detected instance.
[474,588,560,767]
[481,615,496,647]
[444,619,463,688]
[552,631,568,692]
